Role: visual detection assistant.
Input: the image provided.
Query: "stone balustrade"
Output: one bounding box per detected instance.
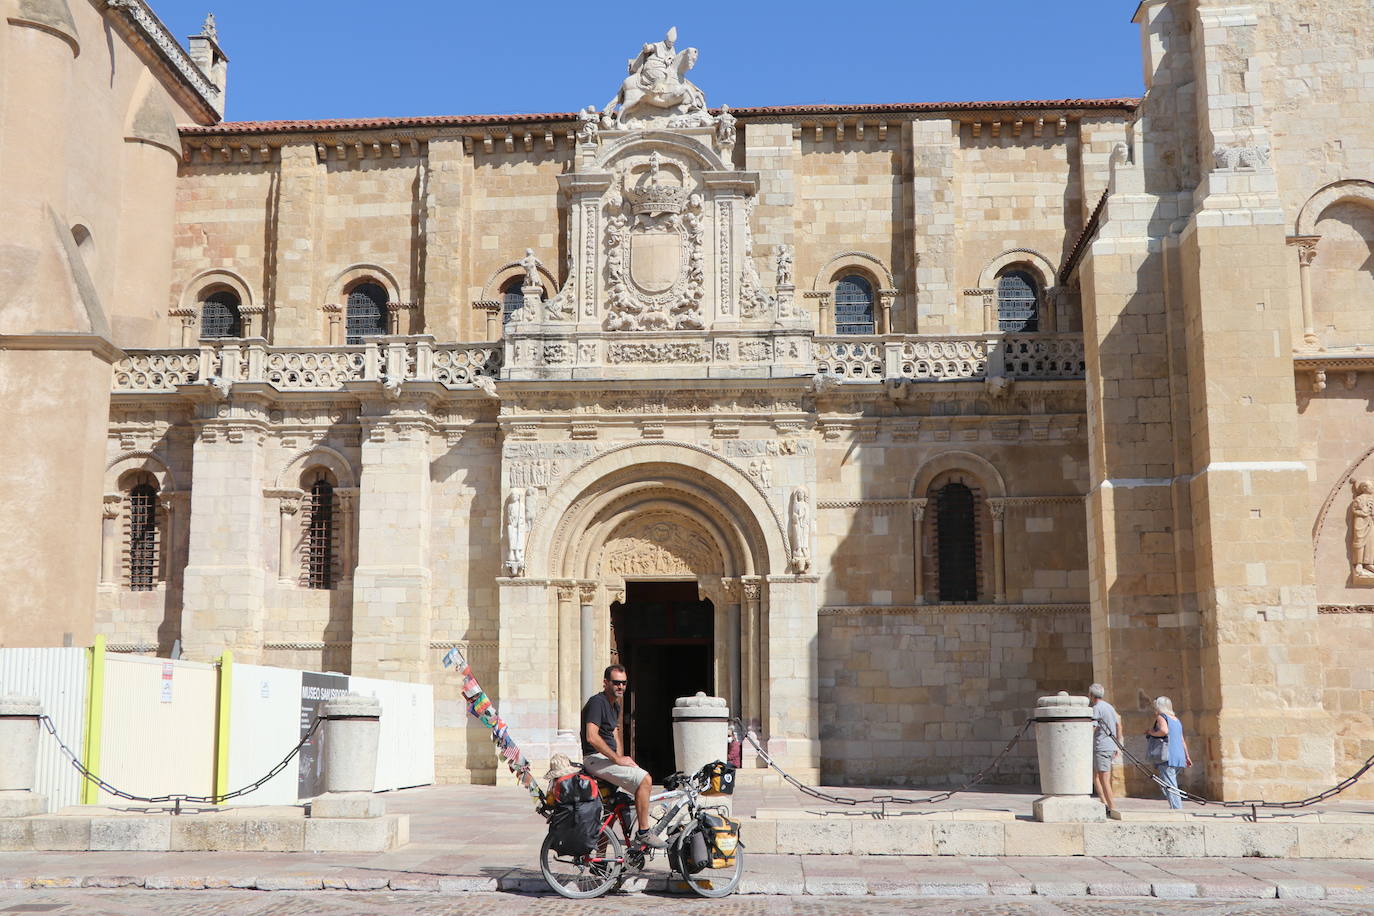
[111,338,503,393]
[112,333,1083,393]
[817,333,1085,382]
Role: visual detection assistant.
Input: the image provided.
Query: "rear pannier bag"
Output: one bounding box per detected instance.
[698,810,742,867]
[546,772,600,856]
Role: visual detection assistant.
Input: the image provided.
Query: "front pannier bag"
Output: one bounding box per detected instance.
[546,771,600,856]
[697,810,742,867]
[699,760,737,796]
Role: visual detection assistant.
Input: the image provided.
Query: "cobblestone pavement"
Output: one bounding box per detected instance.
[1,891,1373,915]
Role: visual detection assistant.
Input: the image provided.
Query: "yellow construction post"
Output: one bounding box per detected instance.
[80,635,106,804]
[214,650,233,803]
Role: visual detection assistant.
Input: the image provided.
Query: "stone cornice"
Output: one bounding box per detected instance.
[103,0,220,124]
[2,332,124,364]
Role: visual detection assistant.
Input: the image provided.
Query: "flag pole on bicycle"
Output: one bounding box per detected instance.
[442,647,545,807]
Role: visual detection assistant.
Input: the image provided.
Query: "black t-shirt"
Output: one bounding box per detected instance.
[581,692,620,757]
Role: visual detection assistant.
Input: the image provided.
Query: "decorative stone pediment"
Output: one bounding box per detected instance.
[600,512,723,578]
[501,29,816,382]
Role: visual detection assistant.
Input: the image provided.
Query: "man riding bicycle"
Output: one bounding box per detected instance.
[580,664,666,849]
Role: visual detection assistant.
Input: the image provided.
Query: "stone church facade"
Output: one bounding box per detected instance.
[4,0,1374,799]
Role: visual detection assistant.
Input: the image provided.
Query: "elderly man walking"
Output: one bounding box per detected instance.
[1088,683,1120,813]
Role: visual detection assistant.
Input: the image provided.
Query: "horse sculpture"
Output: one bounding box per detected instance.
[604,45,707,127]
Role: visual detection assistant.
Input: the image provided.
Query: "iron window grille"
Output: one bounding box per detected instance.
[305,477,336,590]
[997,270,1039,333]
[345,282,388,344]
[834,275,876,335]
[127,483,159,591]
[200,291,242,338]
[935,482,980,602]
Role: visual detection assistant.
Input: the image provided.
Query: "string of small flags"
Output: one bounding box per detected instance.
[442,647,545,805]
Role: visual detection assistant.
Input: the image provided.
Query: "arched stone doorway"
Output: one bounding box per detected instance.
[495,442,818,782]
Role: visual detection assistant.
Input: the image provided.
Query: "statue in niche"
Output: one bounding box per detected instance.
[505,488,528,576]
[1352,479,1374,580]
[775,244,793,287]
[603,27,709,126]
[716,103,737,146]
[789,486,812,574]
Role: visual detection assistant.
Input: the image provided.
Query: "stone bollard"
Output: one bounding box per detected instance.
[1031,691,1104,822]
[672,692,731,809]
[311,693,384,818]
[0,696,48,817]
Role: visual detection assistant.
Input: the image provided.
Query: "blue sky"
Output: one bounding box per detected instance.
[154,1,1145,123]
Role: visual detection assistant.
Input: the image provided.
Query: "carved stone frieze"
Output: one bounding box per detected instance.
[722,439,813,457]
[606,342,708,364]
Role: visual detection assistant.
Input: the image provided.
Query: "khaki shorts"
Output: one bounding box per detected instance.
[582,753,648,794]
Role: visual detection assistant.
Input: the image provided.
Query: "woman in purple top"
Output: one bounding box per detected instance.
[1147,696,1193,809]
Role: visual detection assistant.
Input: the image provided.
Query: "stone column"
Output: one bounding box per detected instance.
[1290,236,1320,350]
[878,288,897,334]
[474,301,501,341]
[351,405,435,683]
[722,579,742,724]
[579,583,598,701]
[336,488,356,583]
[182,391,270,663]
[100,495,121,586]
[323,304,342,346]
[1031,692,1103,822]
[556,583,578,739]
[911,499,927,604]
[740,578,762,734]
[988,498,1007,603]
[171,308,197,347]
[267,488,303,584]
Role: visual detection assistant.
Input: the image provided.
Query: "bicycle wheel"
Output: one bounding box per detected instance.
[682,849,743,898]
[539,822,624,899]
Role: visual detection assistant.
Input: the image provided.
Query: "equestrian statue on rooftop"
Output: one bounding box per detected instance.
[603,27,709,127]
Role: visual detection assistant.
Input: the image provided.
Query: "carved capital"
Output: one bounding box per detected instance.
[1289,235,1321,267]
[578,583,598,605]
[912,497,928,522]
[721,578,742,602]
[266,487,305,514]
[741,578,763,602]
[556,584,576,603]
[987,498,1006,521]
[322,303,343,315]
[102,494,122,520]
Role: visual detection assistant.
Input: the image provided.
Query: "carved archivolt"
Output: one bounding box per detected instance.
[106,450,176,492]
[1296,180,1374,236]
[275,444,357,489]
[601,513,723,578]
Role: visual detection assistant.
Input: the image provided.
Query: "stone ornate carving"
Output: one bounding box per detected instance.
[747,459,772,487]
[738,197,774,320]
[504,488,529,576]
[606,342,707,364]
[775,244,793,288]
[1212,143,1270,171]
[576,106,600,145]
[1352,479,1374,580]
[602,516,722,577]
[198,12,217,41]
[603,27,709,127]
[789,486,812,574]
[603,159,705,331]
[520,248,541,289]
[716,103,737,146]
[510,459,556,489]
[988,498,1006,521]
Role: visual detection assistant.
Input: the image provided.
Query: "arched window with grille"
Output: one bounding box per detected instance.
[127,479,160,591]
[935,482,979,601]
[200,290,243,339]
[834,274,875,335]
[304,473,337,589]
[345,282,388,343]
[996,269,1039,332]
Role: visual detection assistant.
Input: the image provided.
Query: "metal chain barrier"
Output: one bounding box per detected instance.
[730,716,1034,818]
[1106,729,1374,818]
[38,714,323,814]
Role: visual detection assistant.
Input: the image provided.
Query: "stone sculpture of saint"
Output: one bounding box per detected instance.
[775,244,793,288]
[505,488,528,576]
[789,486,812,574]
[1352,479,1374,578]
[520,248,541,289]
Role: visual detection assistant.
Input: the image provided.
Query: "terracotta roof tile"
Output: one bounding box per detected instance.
[181,98,1139,136]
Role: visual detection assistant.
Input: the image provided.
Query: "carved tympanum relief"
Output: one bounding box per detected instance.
[600,513,723,578]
